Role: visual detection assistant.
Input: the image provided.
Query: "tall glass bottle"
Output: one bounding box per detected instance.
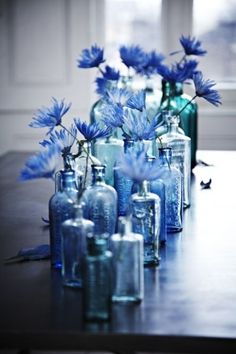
[157,148,183,232]
[93,134,123,187]
[81,165,117,237]
[159,112,191,208]
[49,169,78,269]
[159,80,198,168]
[61,204,94,288]
[114,139,135,217]
[83,235,112,321]
[130,180,160,266]
[110,217,144,303]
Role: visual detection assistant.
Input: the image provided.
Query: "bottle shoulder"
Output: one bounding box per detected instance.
[111,233,143,242]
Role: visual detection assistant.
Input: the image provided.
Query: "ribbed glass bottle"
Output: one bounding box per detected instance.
[157,148,183,232]
[93,135,123,187]
[49,169,78,269]
[81,165,117,237]
[130,180,160,266]
[159,112,191,208]
[110,217,144,303]
[83,235,112,321]
[61,204,94,288]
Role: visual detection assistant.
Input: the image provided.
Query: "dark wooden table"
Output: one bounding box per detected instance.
[0,151,236,353]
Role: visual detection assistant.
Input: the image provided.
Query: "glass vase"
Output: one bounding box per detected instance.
[110,216,144,303]
[83,235,112,321]
[49,169,78,269]
[61,204,94,288]
[130,180,160,266]
[81,165,117,237]
[157,148,183,232]
[159,112,191,208]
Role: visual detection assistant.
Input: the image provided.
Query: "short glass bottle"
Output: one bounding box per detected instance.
[159,112,191,208]
[114,138,136,217]
[81,164,117,237]
[110,217,144,303]
[93,134,124,187]
[61,204,94,288]
[49,169,78,269]
[83,235,112,321]
[130,180,160,266]
[157,147,183,233]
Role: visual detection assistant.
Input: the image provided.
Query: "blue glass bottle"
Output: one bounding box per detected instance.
[159,112,191,208]
[49,169,78,269]
[93,135,123,187]
[83,235,112,321]
[157,147,183,233]
[114,139,136,217]
[130,180,160,266]
[110,217,144,303]
[81,165,117,237]
[61,204,94,288]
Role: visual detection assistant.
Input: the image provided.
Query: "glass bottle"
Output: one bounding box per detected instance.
[93,134,123,187]
[83,235,112,321]
[130,180,160,266]
[73,140,100,189]
[145,77,162,121]
[49,169,78,269]
[61,204,94,288]
[81,165,117,237]
[159,80,198,168]
[159,112,191,208]
[110,217,144,303]
[157,147,183,233]
[114,138,136,217]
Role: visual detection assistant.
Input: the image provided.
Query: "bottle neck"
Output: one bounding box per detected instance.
[61,170,77,190]
[137,180,150,196]
[168,122,179,134]
[92,165,106,184]
[87,236,107,256]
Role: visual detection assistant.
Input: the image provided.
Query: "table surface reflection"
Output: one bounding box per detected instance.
[0,151,236,353]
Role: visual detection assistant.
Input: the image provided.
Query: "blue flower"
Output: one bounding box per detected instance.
[123,109,160,140]
[100,103,124,129]
[74,118,111,141]
[135,50,165,77]
[180,35,207,56]
[29,98,71,134]
[119,45,146,69]
[40,125,77,153]
[20,145,60,181]
[116,146,161,183]
[95,77,109,96]
[158,60,198,83]
[77,44,105,68]
[102,65,120,80]
[126,90,146,111]
[193,72,222,106]
[106,87,132,107]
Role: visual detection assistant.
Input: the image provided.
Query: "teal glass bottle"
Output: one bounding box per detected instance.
[110,217,144,303]
[159,112,191,208]
[93,135,124,187]
[81,165,117,237]
[160,80,198,168]
[157,148,183,233]
[114,139,135,217]
[130,180,160,266]
[61,204,94,288]
[83,235,112,321]
[49,169,78,269]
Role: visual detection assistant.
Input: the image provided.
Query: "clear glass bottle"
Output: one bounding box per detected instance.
[114,139,136,217]
[81,165,117,237]
[159,112,191,208]
[93,134,124,187]
[83,235,112,321]
[49,169,78,269]
[111,217,144,303]
[61,204,94,288]
[157,147,183,233]
[130,180,160,266]
[159,80,198,168]
[73,140,100,189]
